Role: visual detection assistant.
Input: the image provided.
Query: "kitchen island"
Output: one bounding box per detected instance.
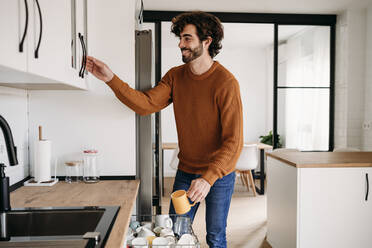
[10,180,139,248]
[266,151,372,248]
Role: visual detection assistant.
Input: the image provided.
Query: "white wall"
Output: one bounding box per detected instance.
[160,22,270,176]
[334,12,348,148]
[216,48,269,141]
[334,6,372,151]
[28,0,137,177]
[363,5,372,150]
[0,87,29,185]
[346,9,366,149]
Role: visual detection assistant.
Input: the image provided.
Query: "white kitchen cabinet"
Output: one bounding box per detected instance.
[73,0,88,80]
[0,0,87,90]
[267,157,298,248]
[0,0,28,72]
[27,0,72,84]
[267,157,372,248]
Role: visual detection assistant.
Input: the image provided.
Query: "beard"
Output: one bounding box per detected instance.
[181,42,203,63]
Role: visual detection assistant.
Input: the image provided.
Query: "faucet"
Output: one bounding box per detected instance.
[0,114,18,241]
[0,115,18,166]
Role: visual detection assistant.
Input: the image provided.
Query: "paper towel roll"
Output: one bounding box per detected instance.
[34,140,52,182]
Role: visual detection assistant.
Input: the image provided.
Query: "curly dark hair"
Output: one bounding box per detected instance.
[171,11,224,58]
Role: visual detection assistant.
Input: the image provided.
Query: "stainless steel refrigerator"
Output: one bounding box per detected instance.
[135,30,163,217]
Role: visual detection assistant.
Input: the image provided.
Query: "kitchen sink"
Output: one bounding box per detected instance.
[0,206,120,248]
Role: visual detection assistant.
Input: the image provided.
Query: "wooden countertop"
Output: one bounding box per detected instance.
[267,151,372,168]
[245,142,273,150]
[10,180,139,248]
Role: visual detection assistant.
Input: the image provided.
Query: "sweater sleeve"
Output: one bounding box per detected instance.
[105,70,173,116]
[201,79,243,186]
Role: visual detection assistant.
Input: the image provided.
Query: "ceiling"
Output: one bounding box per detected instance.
[143,0,372,14]
[161,22,314,48]
[221,24,314,48]
[148,0,371,48]
[222,23,274,48]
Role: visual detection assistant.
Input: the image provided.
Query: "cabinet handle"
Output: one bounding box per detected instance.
[138,0,143,24]
[19,0,29,53]
[366,173,369,201]
[81,34,87,76]
[78,33,86,78]
[34,0,43,59]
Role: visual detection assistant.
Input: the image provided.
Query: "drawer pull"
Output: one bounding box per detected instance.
[78,33,86,78]
[366,173,369,201]
[34,0,43,58]
[19,0,29,53]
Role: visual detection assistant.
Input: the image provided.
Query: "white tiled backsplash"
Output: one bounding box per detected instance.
[0,86,29,185]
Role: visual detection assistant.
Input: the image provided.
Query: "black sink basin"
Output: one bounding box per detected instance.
[8,208,104,236]
[0,206,120,248]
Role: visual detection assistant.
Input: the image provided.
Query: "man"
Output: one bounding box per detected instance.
[86,11,243,248]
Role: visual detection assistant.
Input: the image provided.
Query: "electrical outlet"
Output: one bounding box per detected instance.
[363,121,372,130]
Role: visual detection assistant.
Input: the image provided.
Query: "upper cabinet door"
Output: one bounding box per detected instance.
[0,0,28,72]
[27,0,72,83]
[73,0,88,80]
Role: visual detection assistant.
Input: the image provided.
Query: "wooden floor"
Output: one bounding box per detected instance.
[162,176,271,248]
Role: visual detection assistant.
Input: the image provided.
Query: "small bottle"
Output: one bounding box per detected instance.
[0,164,10,212]
[83,149,99,183]
[0,163,10,241]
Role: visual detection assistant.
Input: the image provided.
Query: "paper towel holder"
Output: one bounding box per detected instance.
[23,125,59,187]
[24,158,59,187]
[38,125,43,141]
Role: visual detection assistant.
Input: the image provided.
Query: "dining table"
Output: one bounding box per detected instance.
[161,142,273,195]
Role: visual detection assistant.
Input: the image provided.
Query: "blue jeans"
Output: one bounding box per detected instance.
[169,170,235,248]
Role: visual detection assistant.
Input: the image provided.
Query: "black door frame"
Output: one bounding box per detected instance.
[144,10,337,151]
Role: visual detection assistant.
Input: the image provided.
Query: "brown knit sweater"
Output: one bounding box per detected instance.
[106,61,243,186]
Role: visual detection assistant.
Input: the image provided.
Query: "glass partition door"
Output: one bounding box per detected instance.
[275,25,332,151]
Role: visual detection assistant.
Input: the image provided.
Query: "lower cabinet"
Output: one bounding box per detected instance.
[267,157,372,248]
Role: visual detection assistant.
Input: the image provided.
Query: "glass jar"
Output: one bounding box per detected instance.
[65,161,82,183]
[83,149,99,183]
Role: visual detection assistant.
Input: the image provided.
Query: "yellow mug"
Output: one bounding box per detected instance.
[171,190,196,215]
[146,236,156,245]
